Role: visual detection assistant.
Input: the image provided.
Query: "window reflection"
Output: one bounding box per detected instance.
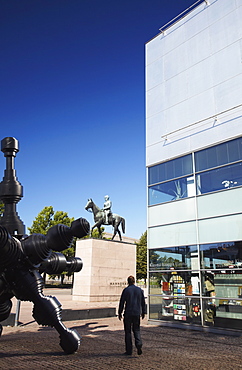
[148,154,192,185]
[200,242,242,269]
[149,283,201,324]
[149,271,200,296]
[148,137,242,206]
[149,246,198,270]
[149,272,201,323]
[202,270,242,299]
[148,176,195,205]
[195,136,242,172]
[196,162,242,195]
[201,270,242,327]
[202,296,242,330]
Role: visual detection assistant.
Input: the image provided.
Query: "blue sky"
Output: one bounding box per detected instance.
[0,0,197,239]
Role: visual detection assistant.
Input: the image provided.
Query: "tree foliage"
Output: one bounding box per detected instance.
[82,226,105,239]
[28,206,75,257]
[136,231,147,282]
[92,227,105,238]
[28,206,73,234]
[28,206,77,283]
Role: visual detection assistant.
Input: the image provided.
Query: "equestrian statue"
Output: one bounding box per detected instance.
[85,196,125,241]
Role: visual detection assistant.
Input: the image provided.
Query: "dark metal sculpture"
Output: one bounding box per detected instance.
[0,137,90,354]
[85,198,125,241]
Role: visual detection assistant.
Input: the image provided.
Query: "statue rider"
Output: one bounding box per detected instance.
[103,195,112,225]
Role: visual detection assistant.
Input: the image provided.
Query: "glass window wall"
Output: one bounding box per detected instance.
[150,246,198,270]
[148,136,242,206]
[148,137,242,330]
[200,241,242,269]
[149,176,195,205]
[149,274,202,324]
[201,270,242,298]
[201,268,242,329]
[196,162,242,195]
[149,242,242,330]
[149,271,200,296]
[195,136,242,172]
[202,297,242,329]
[149,270,201,323]
[148,154,192,186]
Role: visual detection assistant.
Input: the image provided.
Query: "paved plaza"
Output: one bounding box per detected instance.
[0,289,242,369]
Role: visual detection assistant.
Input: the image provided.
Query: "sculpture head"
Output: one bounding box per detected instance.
[104,195,109,201]
[85,198,93,211]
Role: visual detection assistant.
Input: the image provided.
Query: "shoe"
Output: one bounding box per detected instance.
[123,352,132,356]
[137,346,142,355]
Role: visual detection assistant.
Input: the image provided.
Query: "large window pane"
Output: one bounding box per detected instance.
[202,270,242,299]
[196,162,242,195]
[202,297,242,329]
[200,241,242,269]
[195,137,242,172]
[149,295,163,320]
[148,154,192,185]
[148,176,195,205]
[149,246,198,270]
[149,293,201,324]
[149,271,200,298]
[149,272,201,323]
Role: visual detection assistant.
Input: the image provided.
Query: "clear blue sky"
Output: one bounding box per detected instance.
[0,0,197,239]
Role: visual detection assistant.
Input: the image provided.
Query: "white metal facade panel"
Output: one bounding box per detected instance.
[148,197,196,227]
[209,7,241,54]
[198,213,242,244]
[214,74,242,113]
[207,0,237,25]
[148,221,197,248]
[146,0,242,167]
[197,188,242,219]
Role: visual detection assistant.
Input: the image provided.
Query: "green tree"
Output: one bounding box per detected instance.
[28,206,74,234]
[82,226,105,239]
[136,231,147,283]
[28,206,75,284]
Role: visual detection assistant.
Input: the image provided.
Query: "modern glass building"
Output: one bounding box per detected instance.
[146,0,242,330]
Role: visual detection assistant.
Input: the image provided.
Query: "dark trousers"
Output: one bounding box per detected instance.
[123,315,142,354]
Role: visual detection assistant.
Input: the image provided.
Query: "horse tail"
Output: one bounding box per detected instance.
[121,218,125,234]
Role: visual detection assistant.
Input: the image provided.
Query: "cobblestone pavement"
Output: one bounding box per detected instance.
[1,317,242,370]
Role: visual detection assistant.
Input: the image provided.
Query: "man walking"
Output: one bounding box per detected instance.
[118,275,146,356]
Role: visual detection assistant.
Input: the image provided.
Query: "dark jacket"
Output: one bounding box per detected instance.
[118,284,145,317]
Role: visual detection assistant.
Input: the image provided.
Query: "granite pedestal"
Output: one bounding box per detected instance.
[72,238,136,302]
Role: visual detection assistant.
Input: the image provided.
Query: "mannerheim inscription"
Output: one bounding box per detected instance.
[109,281,127,286]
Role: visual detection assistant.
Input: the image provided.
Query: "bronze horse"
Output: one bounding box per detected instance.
[85,199,125,241]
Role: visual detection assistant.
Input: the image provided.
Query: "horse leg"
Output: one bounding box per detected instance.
[111,225,117,240]
[91,221,99,233]
[117,227,122,241]
[112,221,122,241]
[98,225,102,239]
[91,221,101,238]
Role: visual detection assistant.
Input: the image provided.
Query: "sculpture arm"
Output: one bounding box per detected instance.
[103,201,111,210]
